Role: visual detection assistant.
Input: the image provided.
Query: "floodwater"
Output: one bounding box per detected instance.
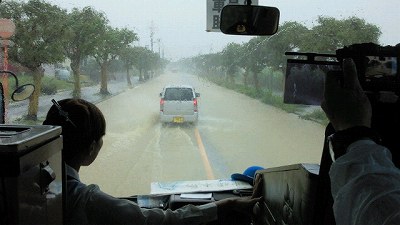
[79,72,325,196]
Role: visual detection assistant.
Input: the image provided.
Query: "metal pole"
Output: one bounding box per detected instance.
[2,42,8,123]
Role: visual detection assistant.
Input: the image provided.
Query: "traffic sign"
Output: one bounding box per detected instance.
[0,19,16,39]
[206,0,259,32]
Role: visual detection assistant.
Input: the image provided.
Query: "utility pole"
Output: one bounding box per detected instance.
[0,18,16,123]
[157,38,161,58]
[150,21,155,52]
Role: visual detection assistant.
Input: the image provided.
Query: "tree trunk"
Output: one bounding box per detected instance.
[226,66,235,84]
[266,73,271,91]
[71,60,81,98]
[139,69,143,81]
[126,66,132,87]
[100,63,109,95]
[27,68,43,121]
[243,69,249,87]
[252,69,260,91]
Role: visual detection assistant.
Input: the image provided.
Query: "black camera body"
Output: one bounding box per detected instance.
[336,42,400,93]
[284,43,400,106]
[284,43,400,166]
[336,43,400,168]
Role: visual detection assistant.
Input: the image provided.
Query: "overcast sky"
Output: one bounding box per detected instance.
[48,0,399,61]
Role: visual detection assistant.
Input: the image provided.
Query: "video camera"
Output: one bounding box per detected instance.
[336,43,399,93]
[283,43,400,105]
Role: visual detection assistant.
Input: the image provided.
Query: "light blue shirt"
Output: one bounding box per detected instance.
[65,165,217,225]
[330,140,400,225]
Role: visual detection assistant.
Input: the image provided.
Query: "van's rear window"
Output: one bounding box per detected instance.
[164,88,194,101]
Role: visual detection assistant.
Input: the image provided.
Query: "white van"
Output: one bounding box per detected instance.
[159,85,200,124]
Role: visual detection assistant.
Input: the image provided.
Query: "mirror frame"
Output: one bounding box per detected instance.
[11,84,35,101]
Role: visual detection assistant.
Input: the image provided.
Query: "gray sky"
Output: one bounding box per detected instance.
[48,0,399,61]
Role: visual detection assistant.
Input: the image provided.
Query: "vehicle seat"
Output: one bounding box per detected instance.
[254,164,320,225]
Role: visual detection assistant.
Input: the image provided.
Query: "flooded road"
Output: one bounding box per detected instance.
[80,72,325,196]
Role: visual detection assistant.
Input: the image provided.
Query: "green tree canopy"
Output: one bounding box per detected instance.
[190,16,382,93]
[93,26,138,94]
[302,16,381,53]
[221,42,242,83]
[131,46,162,81]
[119,46,140,86]
[263,21,309,70]
[0,0,69,120]
[65,6,108,98]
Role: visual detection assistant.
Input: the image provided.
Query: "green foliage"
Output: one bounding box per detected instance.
[299,109,329,126]
[190,16,382,91]
[260,68,284,93]
[120,46,139,70]
[41,81,58,95]
[260,91,299,113]
[263,22,309,70]
[14,74,33,87]
[1,0,70,69]
[130,46,163,73]
[92,26,138,92]
[8,74,73,98]
[13,116,45,125]
[93,27,138,64]
[81,58,101,82]
[66,6,108,60]
[221,43,243,82]
[65,6,109,97]
[202,74,330,123]
[40,76,73,94]
[236,85,264,99]
[302,16,381,53]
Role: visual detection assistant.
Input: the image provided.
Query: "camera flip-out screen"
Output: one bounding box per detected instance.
[362,56,399,93]
[365,56,397,78]
[284,59,340,105]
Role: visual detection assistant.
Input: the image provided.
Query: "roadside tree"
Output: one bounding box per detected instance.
[221,43,242,84]
[92,27,137,94]
[263,21,309,72]
[132,46,161,81]
[65,6,108,98]
[0,0,69,120]
[120,46,139,87]
[244,37,269,92]
[302,16,381,53]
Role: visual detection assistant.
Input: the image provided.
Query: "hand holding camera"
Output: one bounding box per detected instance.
[321,58,372,131]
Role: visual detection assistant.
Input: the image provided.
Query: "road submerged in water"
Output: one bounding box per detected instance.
[77,72,325,196]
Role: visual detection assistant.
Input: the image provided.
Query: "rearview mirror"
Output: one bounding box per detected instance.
[12,84,35,101]
[220,5,280,36]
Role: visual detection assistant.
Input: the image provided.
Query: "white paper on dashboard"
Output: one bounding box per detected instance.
[180,193,213,199]
[150,179,252,195]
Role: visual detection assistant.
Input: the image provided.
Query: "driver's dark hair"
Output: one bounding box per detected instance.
[43,98,106,161]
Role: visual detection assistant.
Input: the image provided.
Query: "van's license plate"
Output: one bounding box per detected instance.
[173,117,184,123]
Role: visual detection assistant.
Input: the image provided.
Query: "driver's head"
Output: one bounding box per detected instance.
[43,98,106,165]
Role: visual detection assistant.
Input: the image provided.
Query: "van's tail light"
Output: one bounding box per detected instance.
[160,98,164,112]
[193,98,198,112]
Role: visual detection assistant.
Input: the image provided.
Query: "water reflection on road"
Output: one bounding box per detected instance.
[80,72,325,196]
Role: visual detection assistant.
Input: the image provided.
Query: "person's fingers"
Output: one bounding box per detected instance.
[254,196,263,203]
[342,58,362,90]
[252,174,264,198]
[246,197,263,215]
